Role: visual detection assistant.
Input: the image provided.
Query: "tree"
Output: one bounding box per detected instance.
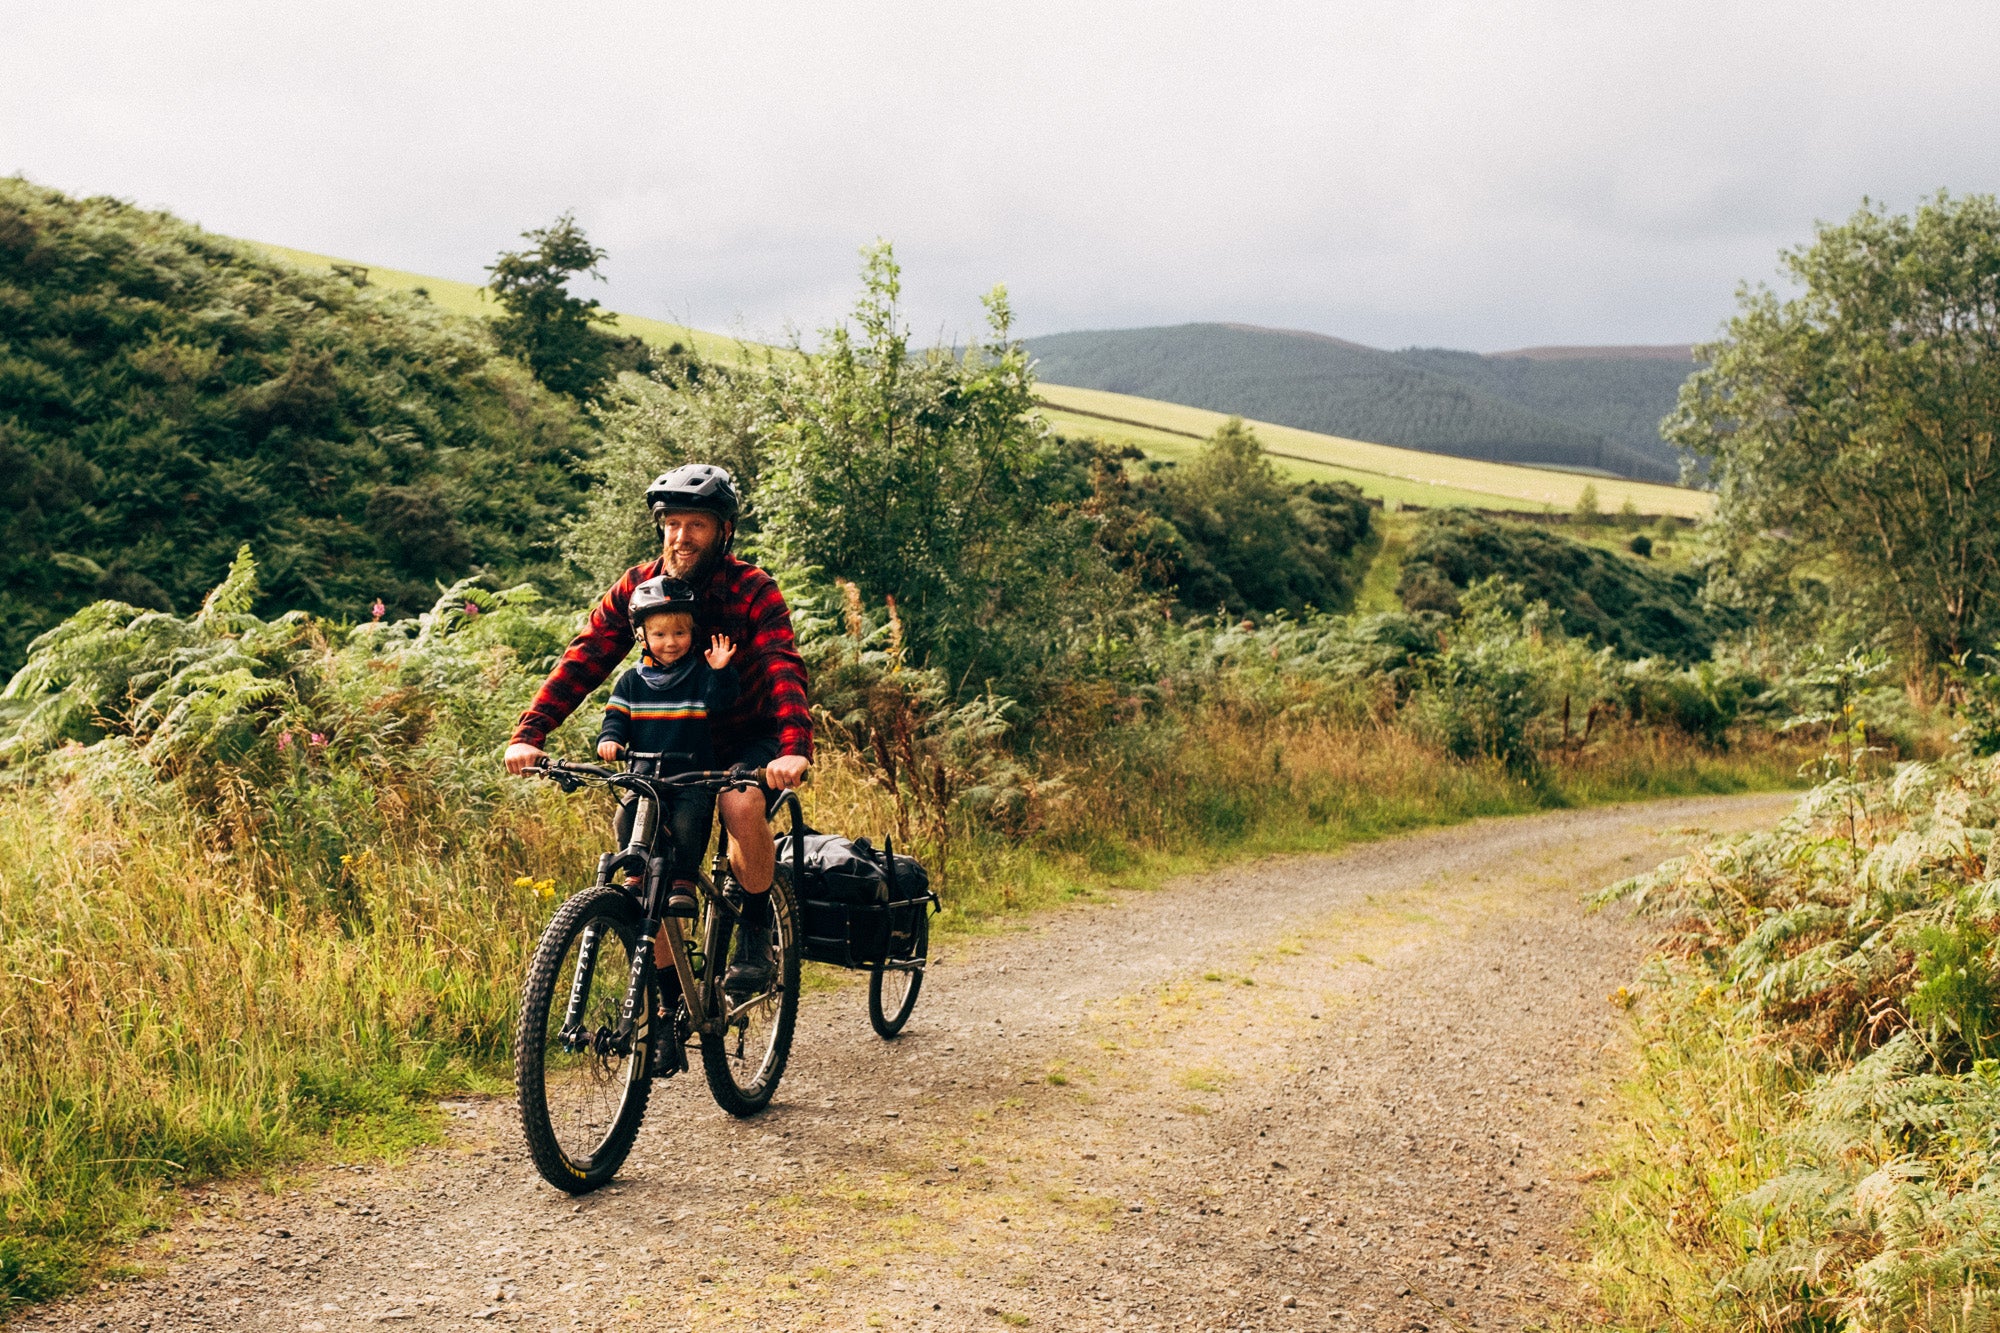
[1139,419,1370,615]
[1573,482,1600,526]
[562,367,769,585]
[486,213,653,400]
[1669,193,2000,669]
[755,243,1123,694]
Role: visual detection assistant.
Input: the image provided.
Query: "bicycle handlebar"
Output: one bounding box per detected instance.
[525,756,774,798]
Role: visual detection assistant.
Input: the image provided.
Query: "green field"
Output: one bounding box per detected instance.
[1039,403,1541,511]
[1037,383,1713,518]
[251,241,1712,518]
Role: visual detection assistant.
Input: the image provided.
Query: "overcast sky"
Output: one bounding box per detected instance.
[6,2,1997,351]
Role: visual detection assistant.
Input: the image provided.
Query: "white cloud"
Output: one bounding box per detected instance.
[5,0,1995,350]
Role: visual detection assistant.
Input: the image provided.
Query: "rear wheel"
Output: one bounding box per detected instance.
[515,889,652,1192]
[869,907,928,1039]
[701,877,800,1116]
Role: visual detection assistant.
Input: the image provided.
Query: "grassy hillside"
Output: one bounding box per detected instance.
[1024,323,1686,481]
[249,242,756,366]
[1395,510,1738,662]
[1039,383,1712,518]
[252,243,1710,518]
[0,183,592,671]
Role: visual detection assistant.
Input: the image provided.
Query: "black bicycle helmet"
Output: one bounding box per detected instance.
[627,575,697,633]
[646,463,739,522]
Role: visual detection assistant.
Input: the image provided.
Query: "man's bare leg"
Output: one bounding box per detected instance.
[718,787,774,893]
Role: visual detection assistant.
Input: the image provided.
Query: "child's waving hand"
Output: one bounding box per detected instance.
[705,633,737,670]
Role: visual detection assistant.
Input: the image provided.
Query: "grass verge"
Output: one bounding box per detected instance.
[1567,971,1815,1330]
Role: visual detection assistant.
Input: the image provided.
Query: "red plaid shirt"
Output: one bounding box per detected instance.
[512,554,813,761]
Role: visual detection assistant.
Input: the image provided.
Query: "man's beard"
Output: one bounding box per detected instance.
[663,534,724,583]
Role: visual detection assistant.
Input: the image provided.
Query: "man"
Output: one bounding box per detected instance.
[504,463,811,994]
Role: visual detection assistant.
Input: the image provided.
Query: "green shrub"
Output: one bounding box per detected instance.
[1105,419,1373,616]
[1616,659,1756,747]
[1396,509,1737,661]
[1402,577,1607,771]
[1910,922,2000,1063]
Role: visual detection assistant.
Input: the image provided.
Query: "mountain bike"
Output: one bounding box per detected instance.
[512,755,803,1193]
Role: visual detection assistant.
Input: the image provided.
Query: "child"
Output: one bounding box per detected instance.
[597,576,739,914]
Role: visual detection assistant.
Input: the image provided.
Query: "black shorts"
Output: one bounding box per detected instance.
[613,786,714,880]
[717,735,781,770]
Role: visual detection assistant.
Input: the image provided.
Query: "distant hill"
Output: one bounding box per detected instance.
[1024,323,1696,482]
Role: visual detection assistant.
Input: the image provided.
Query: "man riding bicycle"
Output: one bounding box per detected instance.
[503,463,812,998]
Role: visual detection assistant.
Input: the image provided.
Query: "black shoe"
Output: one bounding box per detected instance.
[647,964,687,1078]
[723,892,775,998]
[664,880,698,918]
[648,999,688,1079]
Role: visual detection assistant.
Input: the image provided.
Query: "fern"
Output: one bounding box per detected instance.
[1606,748,2000,1327]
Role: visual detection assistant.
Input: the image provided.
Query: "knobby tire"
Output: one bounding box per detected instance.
[701,875,801,1117]
[515,888,652,1193]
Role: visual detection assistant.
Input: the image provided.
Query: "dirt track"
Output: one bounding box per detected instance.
[25,793,1793,1333]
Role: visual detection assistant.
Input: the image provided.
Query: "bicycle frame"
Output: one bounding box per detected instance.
[541,757,806,1050]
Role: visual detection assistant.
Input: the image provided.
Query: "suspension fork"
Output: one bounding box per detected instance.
[560,923,608,1044]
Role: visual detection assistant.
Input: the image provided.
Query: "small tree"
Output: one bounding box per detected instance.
[487,213,651,400]
[756,242,1124,694]
[1144,418,1370,614]
[1573,482,1601,526]
[1670,193,2000,669]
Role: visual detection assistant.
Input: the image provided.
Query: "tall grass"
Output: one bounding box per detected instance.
[0,710,1798,1310]
[1575,977,1817,1329]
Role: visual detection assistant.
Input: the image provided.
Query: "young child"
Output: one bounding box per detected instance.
[597,576,739,912]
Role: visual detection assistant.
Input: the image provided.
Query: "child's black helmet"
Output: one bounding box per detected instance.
[628,576,697,633]
[646,464,739,522]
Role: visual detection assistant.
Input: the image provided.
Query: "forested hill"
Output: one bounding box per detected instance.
[0,180,589,670]
[1024,323,1694,482]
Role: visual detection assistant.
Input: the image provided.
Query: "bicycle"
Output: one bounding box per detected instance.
[511,753,805,1194]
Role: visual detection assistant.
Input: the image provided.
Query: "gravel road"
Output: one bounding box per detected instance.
[25,792,1794,1333]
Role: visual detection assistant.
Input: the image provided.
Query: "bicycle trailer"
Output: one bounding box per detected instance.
[775,825,936,1038]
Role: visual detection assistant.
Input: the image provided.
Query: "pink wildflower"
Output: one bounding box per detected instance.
[309,732,327,748]
[464,601,481,617]
[371,598,386,620]
[276,732,292,751]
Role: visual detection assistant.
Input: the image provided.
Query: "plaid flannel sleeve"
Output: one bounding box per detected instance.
[512,569,642,749]
[743,579,814,760]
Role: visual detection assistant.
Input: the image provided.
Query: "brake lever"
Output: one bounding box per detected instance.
[525,761,582,793]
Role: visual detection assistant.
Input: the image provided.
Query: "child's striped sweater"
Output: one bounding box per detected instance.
[597,656,740,768]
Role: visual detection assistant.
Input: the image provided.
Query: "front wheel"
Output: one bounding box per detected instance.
[869,907,928,1039]
[701,876,800,1117]
[515,888,652,1192]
